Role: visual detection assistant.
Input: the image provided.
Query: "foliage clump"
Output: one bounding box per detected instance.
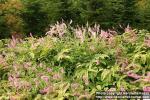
[0,23,150,99]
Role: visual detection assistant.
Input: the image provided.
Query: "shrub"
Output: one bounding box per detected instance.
[0,23,150,99]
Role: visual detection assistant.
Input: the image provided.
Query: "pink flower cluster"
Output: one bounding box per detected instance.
[144,37,150,47]
[8,75,31,90]
[41,76,49,83]
[143,87,150,92]
[52,73,61,80]
[39,86,53,94]
[45,22,117,43]
[127,71,141,79]
[46,21,67,38]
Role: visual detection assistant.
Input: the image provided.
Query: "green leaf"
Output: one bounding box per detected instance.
[96,85,102,90]
[101,69,110,81]
[29,52,35,59]
[141,54,146,64]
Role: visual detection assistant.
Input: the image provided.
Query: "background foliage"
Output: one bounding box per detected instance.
[0,0,150,38]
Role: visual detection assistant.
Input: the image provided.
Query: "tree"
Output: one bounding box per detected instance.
[0,0,24,39]
[122,0,137,26]
[136,0,150,30]
[107,0,124,27]
[21,0,63,36]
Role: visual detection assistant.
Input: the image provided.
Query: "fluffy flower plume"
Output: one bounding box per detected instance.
[125,24,132,33]
[46,21,67,38]
[74,27,85,42]
[100,30,113,39]
[88,24,100,38]
[100,30,109,39]
[45,21,117,42]
[8,75,20,88]
[8,34,23,48]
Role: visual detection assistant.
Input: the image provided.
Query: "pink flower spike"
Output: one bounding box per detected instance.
[96,60,100,65]
[147,72,150,77]
[143,87,150,92]
[41,76,49,83]
[127,71,141,79]
[39,87,50,94]
[30,32,33,38]
[144,39,150,47]
[47,68,52,72]
[52,73,61,80]
[8,75,14,82]
[100,30,109,39]
[125,24,132,33]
